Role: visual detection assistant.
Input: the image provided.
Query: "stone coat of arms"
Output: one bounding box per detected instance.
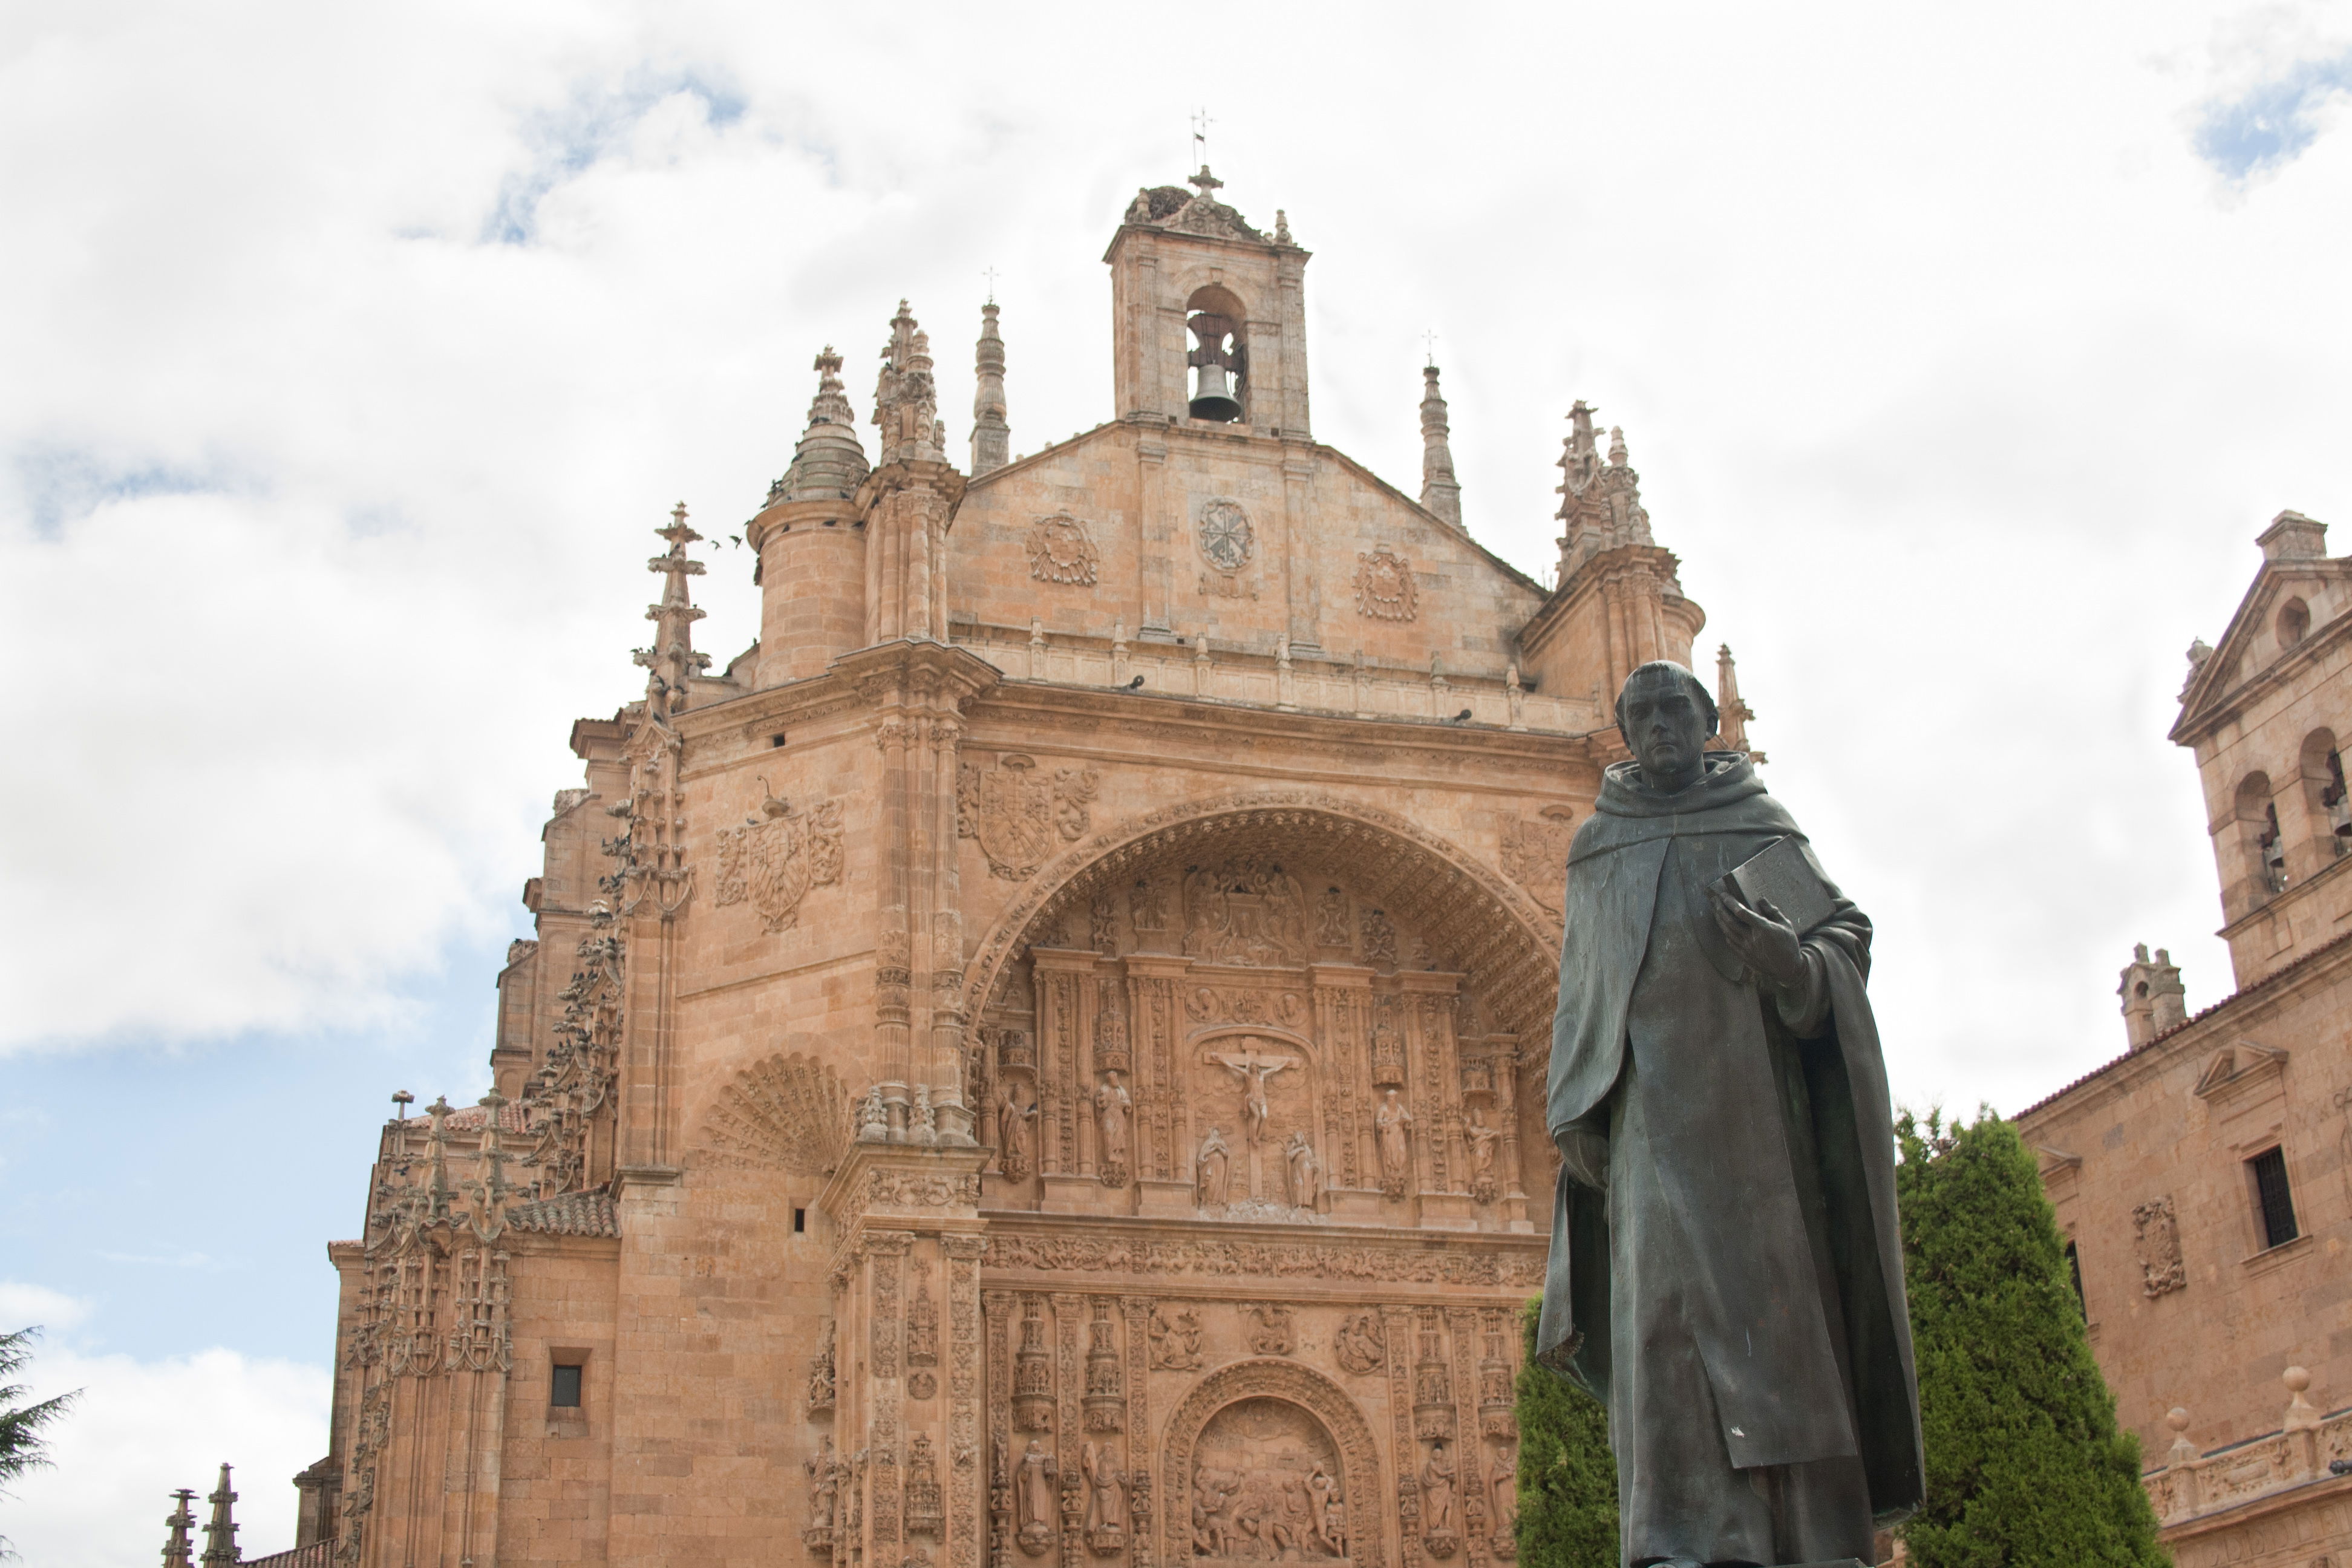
[714,783,845,933]
[1498,806,1578,913]
[1026,512,1099,586]
[1354,543,1419,622]
[958,754,1100,879]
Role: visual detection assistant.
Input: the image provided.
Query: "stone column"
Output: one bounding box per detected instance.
[1032,949,1100,1212]
[1126,953,1194,1214]
[1312,963,1379,1222]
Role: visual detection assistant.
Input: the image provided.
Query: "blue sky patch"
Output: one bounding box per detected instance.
[484,67,749,246]
[2194,49,2352,182]
[6,443,239,540]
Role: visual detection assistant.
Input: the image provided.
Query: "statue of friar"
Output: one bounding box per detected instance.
[1537,661,1922,1568]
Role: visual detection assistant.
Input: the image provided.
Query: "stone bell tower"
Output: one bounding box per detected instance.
[1105,168,1312,439]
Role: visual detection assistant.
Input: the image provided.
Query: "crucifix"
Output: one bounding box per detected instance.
[1191,107,1214,170]
[982,265,1000,305]
[1423,328,1440,368]
[1205,1043,1298,1198]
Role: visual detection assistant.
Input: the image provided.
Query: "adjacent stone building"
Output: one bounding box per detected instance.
[286,169,1733,1567]
[2017,511,2352,1567]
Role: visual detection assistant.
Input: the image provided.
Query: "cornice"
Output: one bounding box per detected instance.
[2171,558,2352,746]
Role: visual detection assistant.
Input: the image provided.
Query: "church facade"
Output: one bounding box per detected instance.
[2017,511,2352,1567]
[293,171,1733,1567]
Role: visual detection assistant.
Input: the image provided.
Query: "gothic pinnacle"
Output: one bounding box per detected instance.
[198,1464,238,1567]
[162,1488,198,1568]
[636,503,711,721]
[971,300,1010,477]
[874,301,943,466]
[1418,363,1462,529]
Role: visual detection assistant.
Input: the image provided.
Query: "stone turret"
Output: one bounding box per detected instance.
[970,301,1009,477]
[1418,363,1462,529]
[199,1464,238,1567]
[2119,943,2188,1049]
[748,348,872,686]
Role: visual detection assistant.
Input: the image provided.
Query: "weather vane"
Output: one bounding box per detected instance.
[1191,107,1214,168]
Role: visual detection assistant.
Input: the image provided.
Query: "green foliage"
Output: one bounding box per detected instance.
[1,1325,80,1560]
[1512,1298,1616,1568]
[1895,1110,2168,1567]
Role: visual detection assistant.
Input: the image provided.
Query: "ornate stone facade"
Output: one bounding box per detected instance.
[2020,511,2352,1566]
[279,169,1730,1566]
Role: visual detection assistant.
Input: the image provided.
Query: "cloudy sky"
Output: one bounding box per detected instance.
[5,1,2350,1560]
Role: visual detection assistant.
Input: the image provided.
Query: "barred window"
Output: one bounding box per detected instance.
[551,1362,584,1408]
[2249,1148,2299,1250]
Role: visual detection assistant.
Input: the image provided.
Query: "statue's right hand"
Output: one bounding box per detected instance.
[1555,1126,1609,1191]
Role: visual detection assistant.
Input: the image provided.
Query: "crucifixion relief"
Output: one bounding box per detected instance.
[1206,1043,1301,1200]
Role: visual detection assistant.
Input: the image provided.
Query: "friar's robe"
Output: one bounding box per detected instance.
[1536,754,1923,1561]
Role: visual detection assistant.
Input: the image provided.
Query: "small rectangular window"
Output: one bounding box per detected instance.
[550,1362,583,1408]
[2063,1240,2086,1318]
[793,1207,808,1234]
[2249,1147,2299,1249]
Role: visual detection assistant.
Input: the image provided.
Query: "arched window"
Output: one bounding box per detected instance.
[1184,285,1248,422]
[2277,596,2310,648]
[2300,729,2351,861]
[2236,772,2289,900]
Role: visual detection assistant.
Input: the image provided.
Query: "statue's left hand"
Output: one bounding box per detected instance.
[1707,883,1808,989]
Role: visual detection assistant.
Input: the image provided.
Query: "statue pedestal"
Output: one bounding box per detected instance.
[1137,1177,1194,1216]
[1325,1187,1385,1223]
[1039,1172,1098,1214]
[1417,1192,1480,1231]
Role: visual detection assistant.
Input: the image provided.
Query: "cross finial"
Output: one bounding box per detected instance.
[1191,107,1214,168]
[981,265,999,304]
[1422,329,1439,368]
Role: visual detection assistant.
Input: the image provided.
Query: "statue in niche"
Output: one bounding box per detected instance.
[1313,886,1350,947]
[996,1083,1037,1180]
[1149,1304,1203,1370]
[1421,1440,1457,1532]
[1081,1442,1125,1547]
[1375,1089,1415,1196]
[1488,1442,1517,1535]
[805,1435,840,1546]
[1129,876,1171,933]
[1094,1071,1132,1183]
[1465,1109,1500,1201]
[1015,1440,1058,1556]
[1206,1044,1298,1149]
[1333,1310,1385,1375]
[1195,1127,1232,1207]
[1538,661,1922,1567]
[1284,1130,1321,1209]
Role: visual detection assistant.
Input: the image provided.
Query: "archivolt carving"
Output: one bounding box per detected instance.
[694,1052,851,1175]
[961,792,1560,1049]
[1160,1360,1385,1568]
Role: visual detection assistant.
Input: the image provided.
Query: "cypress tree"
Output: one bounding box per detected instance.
[1512,1297,1617,1568]
[1895,1109,2167,1567]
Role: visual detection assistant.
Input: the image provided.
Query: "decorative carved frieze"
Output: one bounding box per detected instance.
[1183,986,1308,1029]
[987,1234,1543,1288]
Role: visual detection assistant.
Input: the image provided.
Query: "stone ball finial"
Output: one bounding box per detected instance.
[2166,1406,2190,1432]
[2285,1365,2313,1393]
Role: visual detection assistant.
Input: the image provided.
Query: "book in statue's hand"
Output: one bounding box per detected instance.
[1714,836,1837,936]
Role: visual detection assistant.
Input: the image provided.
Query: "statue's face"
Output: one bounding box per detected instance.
[1618,670,1709,789]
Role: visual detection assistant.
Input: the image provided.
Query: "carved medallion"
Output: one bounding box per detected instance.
[1354,543,1419,622]
[714,784,845,933]
[958,755,1100,880]
[1241,1302,1296,1357]
[1027,513,1100,587]
[1196,499,1254,573]
[1333,1310,1386,1375]
[1499,806,1577,913]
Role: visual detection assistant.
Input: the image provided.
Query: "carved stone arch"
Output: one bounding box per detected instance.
[1160,1357,1385,1567]
[691,1050,851,1175]
[961,792,1561,1047]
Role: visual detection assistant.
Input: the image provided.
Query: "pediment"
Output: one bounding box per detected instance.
[2034,1145,2083,1179]
[2192,1039,2290,1105]
[2175,559,2352,738]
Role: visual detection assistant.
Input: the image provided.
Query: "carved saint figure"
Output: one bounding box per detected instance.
[1195,1126,1232,1207]
[1016,1440,1058,1551]
[1310,1467,1346,1556]
[1094,1071,1132,1168]
[1488,1442,1517,1534]
[996,1083,1037,1175]
[1540,661,1923,1566]
[1458,1114,1495,1189]
[1284,1129,1321,1209]
[1192,1468,1234,1557]
[807,1435,840,1529]
[1206,1044,1298,1147]
[1374,1089,1415,1194]
[1421,1441,1457,1533]
[1081,1442,1125,1538]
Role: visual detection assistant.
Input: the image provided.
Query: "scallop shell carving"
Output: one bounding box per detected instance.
[696,1051,851,1174]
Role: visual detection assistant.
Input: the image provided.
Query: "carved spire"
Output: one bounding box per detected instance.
[874,299,944,466]
[633,503,710,722]
[162,1488,198,1568]
[1418,362,1462,529]
[769,346,869,505]
[198,1465,238,1567]
[970,301,1010,477]
[1714,644,1756,754]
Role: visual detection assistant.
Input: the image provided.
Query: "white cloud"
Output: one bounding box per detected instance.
[0,0,2344,1128]
[0,1283,90,1333]
[1,1345,328,1566]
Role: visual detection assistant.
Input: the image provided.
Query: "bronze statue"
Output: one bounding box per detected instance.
[1538,661,1922,1567]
